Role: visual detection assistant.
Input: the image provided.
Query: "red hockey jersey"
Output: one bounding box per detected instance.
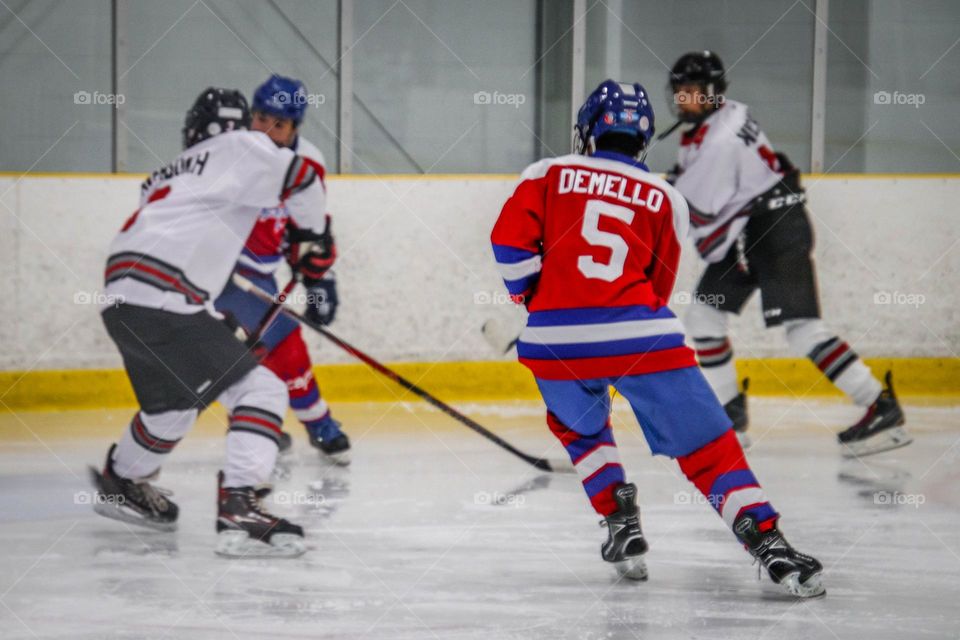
[491,152,696,380]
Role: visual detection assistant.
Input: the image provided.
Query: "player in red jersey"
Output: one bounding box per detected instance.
[491,80,824,597]
[214,75,350,465]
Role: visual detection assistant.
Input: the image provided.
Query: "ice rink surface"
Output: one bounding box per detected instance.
[1,398,959,639]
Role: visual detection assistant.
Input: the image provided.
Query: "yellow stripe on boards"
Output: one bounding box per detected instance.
[0,358,957,412]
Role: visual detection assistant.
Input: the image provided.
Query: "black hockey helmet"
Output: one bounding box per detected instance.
[182,87,251,149]
[668,51,727,123]
[669,50,727,93]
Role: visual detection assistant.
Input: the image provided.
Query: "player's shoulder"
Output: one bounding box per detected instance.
[293,136,326,167]
[518,155,576,182]
[213,130,294,163]
[703,99,751,142]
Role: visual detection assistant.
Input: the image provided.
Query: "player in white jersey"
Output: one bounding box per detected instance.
[666,51,911,457]
[214,75,350,465]
[90,88,335,557]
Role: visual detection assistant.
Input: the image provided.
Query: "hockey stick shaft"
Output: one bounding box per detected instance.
[246,277,298,346]
[233,274,571,473]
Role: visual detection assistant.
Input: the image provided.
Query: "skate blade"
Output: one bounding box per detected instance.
[841,426,913,459]
[780,571,826,599]
[611,557,648,582]
[323,450,351,467]
[215,530,306,558]
[92,501,177,532]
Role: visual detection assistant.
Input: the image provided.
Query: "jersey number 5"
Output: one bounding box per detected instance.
[577,199,635,282]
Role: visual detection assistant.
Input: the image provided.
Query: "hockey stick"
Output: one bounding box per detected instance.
[245,277,298,346]
[232,274,574,473]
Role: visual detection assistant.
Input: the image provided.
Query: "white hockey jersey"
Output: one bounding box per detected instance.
[104,130,326,314]
[673,100,783,263]
[236,136,326,275]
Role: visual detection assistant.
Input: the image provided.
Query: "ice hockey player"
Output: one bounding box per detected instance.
[666,51,911,457]
[491,79,825,598]
[90,87,334,557]
[214,74,350,465]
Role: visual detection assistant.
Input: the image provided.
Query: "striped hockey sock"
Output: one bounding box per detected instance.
[808,337,881,406]
[112,410,195,479]
[224,406,285,487]
[693,336,739,404]
[677,430,779,537]
[547,412,625,516]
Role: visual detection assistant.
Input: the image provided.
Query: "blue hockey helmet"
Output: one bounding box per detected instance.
[252,74,308,125]
[574,80,655,155]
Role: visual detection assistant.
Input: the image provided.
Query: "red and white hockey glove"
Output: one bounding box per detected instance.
[287,216,337,287]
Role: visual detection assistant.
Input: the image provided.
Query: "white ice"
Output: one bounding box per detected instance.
[1,398,959,639]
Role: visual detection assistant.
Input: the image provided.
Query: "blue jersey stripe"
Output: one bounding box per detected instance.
[492,243,538,265]
[527,304,675,327]
[517,333,686,360]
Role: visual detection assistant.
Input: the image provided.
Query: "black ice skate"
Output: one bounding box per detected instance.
[600,483,648,581]
[838,371,912,458]
[725,378,750,449]
[308,419,351,466]
[88,444,178,532]
[734,514,825,598]
[215,471,306,558]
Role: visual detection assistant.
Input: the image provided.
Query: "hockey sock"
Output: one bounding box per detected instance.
[260,328,334,428]
[224,406,284,487]
[677,430,779,537]
[693,337,739,404]
[112,410,196,479]
[547,412,625,516]
[808,337,882,406]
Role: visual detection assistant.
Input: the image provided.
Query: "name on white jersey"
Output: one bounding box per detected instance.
[557,167,664,212]
[140,150,211,196]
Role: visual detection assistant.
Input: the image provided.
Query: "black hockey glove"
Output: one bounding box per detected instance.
[305,271,339,326]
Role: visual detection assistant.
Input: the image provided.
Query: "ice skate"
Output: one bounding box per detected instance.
[88,444,178,532]
[838,371,912,458]
[216,472,306,558]
[600,483,648,581]
[725,378,750,449]
[734,514,825,598]
[308,417,351,466]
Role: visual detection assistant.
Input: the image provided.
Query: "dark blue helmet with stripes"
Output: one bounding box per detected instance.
[574,80,655,155]
[252,74,308,125]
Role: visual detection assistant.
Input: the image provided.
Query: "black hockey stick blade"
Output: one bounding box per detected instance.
[232,274,574,473]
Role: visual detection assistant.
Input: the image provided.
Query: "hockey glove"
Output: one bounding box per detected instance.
[305,271,339,326]
[287,216,337,286]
